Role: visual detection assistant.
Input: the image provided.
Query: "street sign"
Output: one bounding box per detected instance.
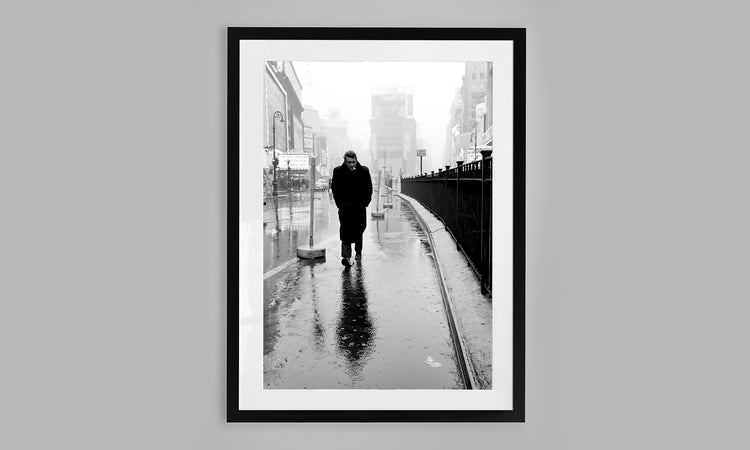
[276,154,310,170]
[416,148,427,157]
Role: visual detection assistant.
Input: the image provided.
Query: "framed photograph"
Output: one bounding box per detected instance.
[228,27,525,422]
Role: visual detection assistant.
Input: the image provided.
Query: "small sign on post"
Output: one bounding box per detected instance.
[417,148,426,174]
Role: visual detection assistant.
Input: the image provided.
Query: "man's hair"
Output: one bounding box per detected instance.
[343,150,357,160]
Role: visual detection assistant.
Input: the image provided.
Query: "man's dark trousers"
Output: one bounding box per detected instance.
[338,206,365,258]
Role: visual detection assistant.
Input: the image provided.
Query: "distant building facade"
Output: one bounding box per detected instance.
[463,62,489,131]
[369,86,417,176]
[302,107,321,157]
[263,61,306,196]
[264,63,289,154]
[444,62,493,164]
[481,62,494,149]
[444,87,464,166]
[302,106,331,178]
[266,61,305,153]
[321,111,352,172]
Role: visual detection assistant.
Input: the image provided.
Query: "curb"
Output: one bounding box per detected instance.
[397,193,480,390]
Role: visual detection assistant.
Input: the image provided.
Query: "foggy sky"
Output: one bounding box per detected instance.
[294,61,464,172]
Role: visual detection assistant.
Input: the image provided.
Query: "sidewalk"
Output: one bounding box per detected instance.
[397,193,493,389]
[261,195,466,389]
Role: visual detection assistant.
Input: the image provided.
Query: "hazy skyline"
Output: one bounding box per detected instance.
[294,61,465,172]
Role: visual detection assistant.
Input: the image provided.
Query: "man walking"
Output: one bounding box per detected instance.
[331,150,373,266]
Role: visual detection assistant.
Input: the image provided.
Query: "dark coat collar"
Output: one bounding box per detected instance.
[339,161,363,172]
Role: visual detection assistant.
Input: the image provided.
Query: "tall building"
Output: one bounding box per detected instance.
[302,107,319,160]
[266,61,305,152]
[302,106,330,178]
[462,62,489,131]
[443,62,493,165]
[264,62,290,154]
[263,61,306,196]
[482,63,494,148]
[320,110,352,172]
[444,87,464,166]
[369,86,417,177]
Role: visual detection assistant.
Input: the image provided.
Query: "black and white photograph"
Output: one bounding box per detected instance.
[229,28,525,421]
[261,60,494,390]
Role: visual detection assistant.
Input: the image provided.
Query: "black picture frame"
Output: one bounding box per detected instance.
[228,27,525,422]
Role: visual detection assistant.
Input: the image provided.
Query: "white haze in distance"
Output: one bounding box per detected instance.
[294,61,464,173]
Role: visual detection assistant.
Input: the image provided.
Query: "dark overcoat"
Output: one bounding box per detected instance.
[331,162,373,243]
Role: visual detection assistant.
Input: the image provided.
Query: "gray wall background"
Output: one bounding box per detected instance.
[2,0,748,448]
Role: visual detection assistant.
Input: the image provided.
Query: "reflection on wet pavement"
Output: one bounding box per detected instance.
[336,266,374,380]
[263,196,463,389]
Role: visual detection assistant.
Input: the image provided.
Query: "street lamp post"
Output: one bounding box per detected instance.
[271,110,285,197]
[287,160,291,192]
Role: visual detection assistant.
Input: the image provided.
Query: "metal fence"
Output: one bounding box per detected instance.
[401,151,492,296]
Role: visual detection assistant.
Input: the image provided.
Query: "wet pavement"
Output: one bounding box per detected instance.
[263,194,464,389]
[264,191,339,272]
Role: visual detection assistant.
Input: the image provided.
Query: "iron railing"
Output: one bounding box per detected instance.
[401,151,492,296]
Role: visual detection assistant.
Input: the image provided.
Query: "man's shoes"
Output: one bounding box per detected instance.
[341,257,351,267]
[355,253,362,261]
